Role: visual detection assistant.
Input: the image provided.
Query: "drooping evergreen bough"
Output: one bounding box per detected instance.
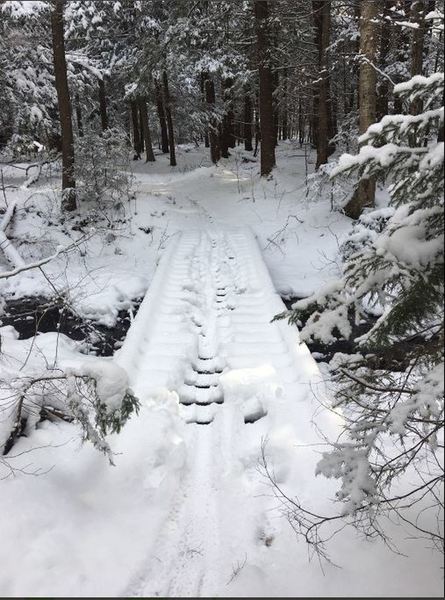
[281,72,444,552]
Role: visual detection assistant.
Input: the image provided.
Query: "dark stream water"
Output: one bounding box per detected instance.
[1,295,142,356]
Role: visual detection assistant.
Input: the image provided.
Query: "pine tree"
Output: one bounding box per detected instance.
[279,72,444,555]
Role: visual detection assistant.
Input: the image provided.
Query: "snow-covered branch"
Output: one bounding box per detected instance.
[0,235,92,279]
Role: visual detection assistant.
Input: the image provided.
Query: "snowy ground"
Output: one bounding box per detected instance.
[0,145,442,597]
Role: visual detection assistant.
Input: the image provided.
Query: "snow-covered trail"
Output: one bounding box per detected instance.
[116,226,312,597]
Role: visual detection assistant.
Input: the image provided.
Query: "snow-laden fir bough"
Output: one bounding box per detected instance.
[277,71,444,557]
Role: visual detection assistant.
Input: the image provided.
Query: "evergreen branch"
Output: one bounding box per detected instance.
[338,368,415,395]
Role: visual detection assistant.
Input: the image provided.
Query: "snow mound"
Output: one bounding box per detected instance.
[220,365,282,422]
[65,358,130,410]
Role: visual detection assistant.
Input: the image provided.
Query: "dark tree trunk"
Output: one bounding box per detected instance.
[139,106,145,152]
[253,100,260,158]
[227,81,236,149]
[98,78,109,131]
[155,79,169,153]
[298,96,304,146]
[273,69,279,147]
[51,0,76,211]
[410,0,426,115]
[204,74,220,164]
[138,97,155,162]
[75,94,83,138]
[282,69,288,141]
[162,71,177,167]
[311,87,318,148]
[131,100,142,159]
[376,2,393,120]
[200,73,210,148]
[243,93,253,151]
[313,0,332,170]
[220,78,235,158]
[220,122,229,159]
[254,0,276,176]
[344,0,379,219]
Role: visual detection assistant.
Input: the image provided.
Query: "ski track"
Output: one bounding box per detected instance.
[118,226,301,597]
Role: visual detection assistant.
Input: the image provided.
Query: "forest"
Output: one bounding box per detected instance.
[0,0,443,597]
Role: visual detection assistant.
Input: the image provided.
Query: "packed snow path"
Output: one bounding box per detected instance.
[117,227,313,597]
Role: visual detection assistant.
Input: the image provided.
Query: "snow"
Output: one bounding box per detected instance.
[0,145,443,597]
[1,1,47,17]
[390,362,444,435]
[0,201,25,269]
[420,141,445,170]
[316,446,377,515]
[0,144,350,319]
[375,205,445,268]
[393,71,444,96]
[359,108,445,144]
[65,358,130,411]
[394,20,420,30]
[331,143,425,178]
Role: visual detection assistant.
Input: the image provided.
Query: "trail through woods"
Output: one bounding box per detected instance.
[0,148,442,598]
[118,228,306,597]
[1,0,444,594]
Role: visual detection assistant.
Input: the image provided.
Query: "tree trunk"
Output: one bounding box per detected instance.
[281,69,288,141]
[254,0,276,176]
[131,100,142,159]
[204,74,220,164]
[344,0,379,219]
[98,77,109,131]
[155,79,169,153]
[243,92,253,151]
[226,79,236,149]
[298,96,304,146]
[75,94,83,138]
[138,97,155,162]
[51,0,76,211]
[199,73,210,148]
[376,2,393,120]
[410,0,426,115]
[220,78,235,158]
[273,69,279,147]
[254,99,260,158]
[313,0,332,169]
[162,71,177,167]
[138,105,145,153]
